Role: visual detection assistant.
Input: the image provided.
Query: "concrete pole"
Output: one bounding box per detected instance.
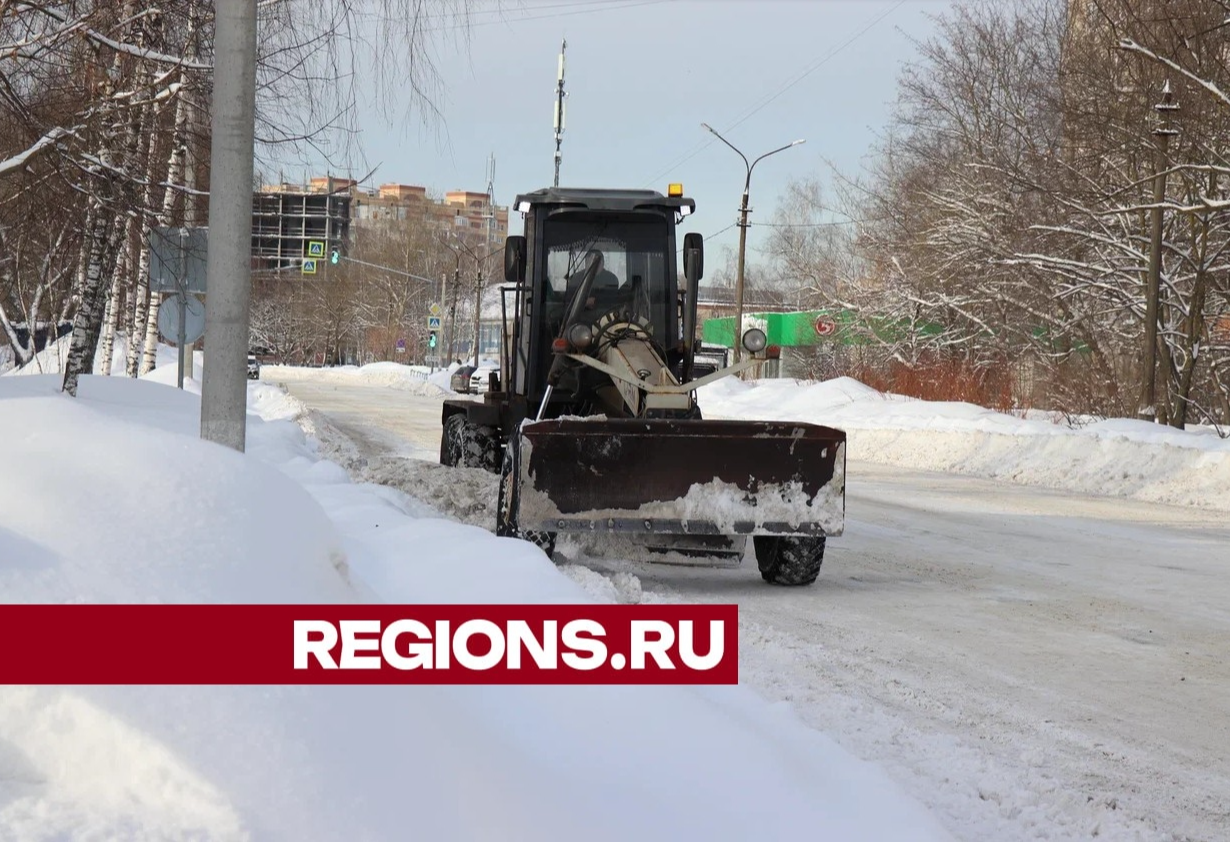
[200,0,258,451]
[732,183,750,364]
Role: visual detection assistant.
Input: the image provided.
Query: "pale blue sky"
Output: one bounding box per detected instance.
[265,0,954,274]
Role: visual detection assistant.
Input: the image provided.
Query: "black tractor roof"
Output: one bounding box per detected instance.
[513,186,695,215]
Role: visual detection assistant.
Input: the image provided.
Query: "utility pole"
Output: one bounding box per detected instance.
[324,173,334,365]
[1140,80,1180,422]
[200,0,257,452]
[475,154,496,368]
[553,39,567,187]
[473,248,484,368]
[446,251,460,365]
[701,123,805,363]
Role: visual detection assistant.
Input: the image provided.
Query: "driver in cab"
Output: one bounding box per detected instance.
[564,249,623,316]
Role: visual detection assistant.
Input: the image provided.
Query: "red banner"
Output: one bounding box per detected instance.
[0,604,738,685]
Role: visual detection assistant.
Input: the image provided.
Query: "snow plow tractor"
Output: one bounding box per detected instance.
[438,185,846,586]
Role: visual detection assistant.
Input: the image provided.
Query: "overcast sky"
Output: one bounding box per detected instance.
[264,0,955,273]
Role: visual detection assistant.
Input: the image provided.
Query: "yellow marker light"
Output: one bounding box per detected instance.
[667,183,683,197]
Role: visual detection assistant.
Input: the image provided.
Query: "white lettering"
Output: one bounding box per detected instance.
[453,619,505,670]
[293,620,338,669]
[561,619,607,669]
[339,619,382,669]
[381,619,434,670]
[293,616,655,673]
[630,620,675,669]
[435,620,450,669]
[507,620,558,669]
[677,620,724,670]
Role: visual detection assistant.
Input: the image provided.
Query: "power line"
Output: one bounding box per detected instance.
[750,219,861,228]
[678,221,733,251]
[642,0,906,187]
[723,0,906,134]
[359,0,679,32]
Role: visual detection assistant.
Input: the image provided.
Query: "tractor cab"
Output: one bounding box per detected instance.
[500,186,702,420]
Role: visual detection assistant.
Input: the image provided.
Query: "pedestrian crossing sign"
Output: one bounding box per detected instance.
[302,258,318,275]
[307,240,325,258]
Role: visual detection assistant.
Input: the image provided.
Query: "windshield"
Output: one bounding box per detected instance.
[540,215,673,341]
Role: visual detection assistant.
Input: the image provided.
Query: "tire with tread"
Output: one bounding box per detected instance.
[754,535,825,586]
[441,413,500,473]
[495,432,557,558]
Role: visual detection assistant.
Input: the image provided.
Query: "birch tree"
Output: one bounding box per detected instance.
[789,0,1230,424]
[1,0,481,391]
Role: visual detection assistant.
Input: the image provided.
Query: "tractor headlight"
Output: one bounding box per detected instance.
[567,323,593,349]
[741,328,767,354]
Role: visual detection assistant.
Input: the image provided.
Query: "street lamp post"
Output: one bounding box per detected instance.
[702,123,804,363]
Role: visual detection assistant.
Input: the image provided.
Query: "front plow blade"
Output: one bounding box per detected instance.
[507,418,846,537]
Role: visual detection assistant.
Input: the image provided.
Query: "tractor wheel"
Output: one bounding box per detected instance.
[441,413,500,473]
[495,433,557,558]
[754,535,826,586]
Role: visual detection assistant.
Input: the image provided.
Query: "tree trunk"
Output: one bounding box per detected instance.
[144,48,199,376]
[62,201,122,396]
[98,225,134,375]
[127,100,170,377]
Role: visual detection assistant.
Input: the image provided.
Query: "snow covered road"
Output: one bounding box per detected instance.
[267,371,1230,841]
[272,368,450,461]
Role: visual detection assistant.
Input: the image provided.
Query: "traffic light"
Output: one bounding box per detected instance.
[329,247,340,265]
[428,332,437,349]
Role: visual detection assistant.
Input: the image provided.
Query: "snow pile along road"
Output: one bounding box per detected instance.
[0,369,948,841]
[698,376,1230,512]
[262,361,452,396]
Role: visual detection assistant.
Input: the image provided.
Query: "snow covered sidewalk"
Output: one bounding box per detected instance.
[0,370,947,841]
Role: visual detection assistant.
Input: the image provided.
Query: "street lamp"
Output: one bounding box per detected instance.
[701,123,804,362]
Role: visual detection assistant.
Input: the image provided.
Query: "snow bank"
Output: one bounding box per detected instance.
[262,361,451,396]
[0,371,947,841]
[1,333,199,380]
[698,376,1230,512]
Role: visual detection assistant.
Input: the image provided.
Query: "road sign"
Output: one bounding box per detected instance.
[395,338,406,354]
[158,292,205,390]
[302,258,318,275]
[814,316,837,336]
[429,303,442,317]
[307,240,325,258]
[428,315,442,330]
[149,226,208,293]
[158,293,206,345]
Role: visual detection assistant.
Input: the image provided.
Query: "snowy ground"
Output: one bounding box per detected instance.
[266,364,1230,841]
[0,354,947,840]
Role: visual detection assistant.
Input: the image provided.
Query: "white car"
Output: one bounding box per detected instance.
[469,366,495,394]
[246,354,261,380]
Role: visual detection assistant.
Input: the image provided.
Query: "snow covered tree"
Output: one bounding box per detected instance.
[787,0,1230,425]
[0,0,481,392]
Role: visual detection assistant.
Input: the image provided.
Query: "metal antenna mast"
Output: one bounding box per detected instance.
[486,153,497,248]
[553,38,567,186]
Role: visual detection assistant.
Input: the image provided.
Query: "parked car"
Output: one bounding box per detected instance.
[247,353,261,380]
[449,365,477,393]
[469,366,495,394]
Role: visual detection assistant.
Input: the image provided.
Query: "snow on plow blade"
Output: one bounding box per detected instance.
[510,418,846,537]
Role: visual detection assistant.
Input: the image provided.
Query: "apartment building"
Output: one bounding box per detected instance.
[251,176,509,272]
